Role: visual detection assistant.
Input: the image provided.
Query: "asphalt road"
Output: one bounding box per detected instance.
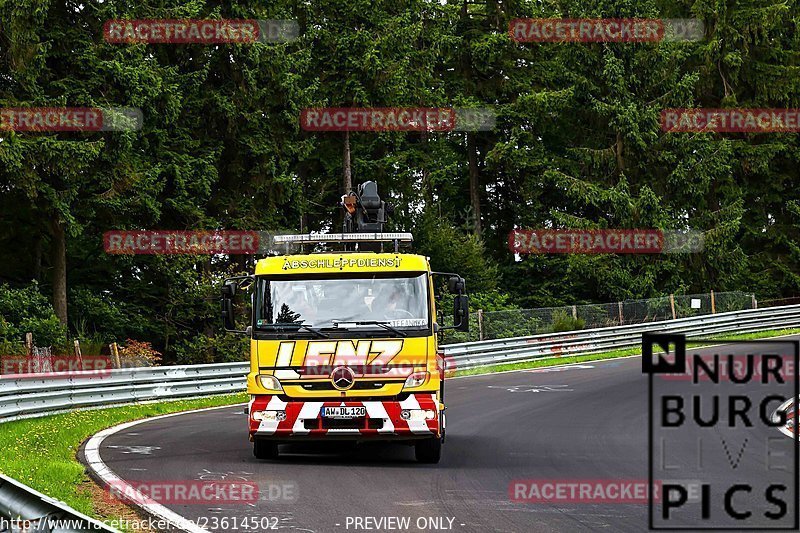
[83,337,799,533]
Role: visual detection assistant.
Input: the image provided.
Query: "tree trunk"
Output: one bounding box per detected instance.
[33,235,42,281]
[202,258,215,362]
[467,132,482,236]
[343,130,352,193]
[50,215,68,325]
[298,163,309,233]
[421,130,434,207]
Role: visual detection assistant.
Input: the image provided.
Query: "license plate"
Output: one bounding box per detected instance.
[321,406,367,419]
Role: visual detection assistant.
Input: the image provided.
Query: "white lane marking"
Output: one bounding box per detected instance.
[487,385,573,393]
[525,364,594,373]
[84,403,245,533]
[196,469,253,481]
[105,445,161,455]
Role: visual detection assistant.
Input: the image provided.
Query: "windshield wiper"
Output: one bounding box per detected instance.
[331,320,407,337]
[261,322,329,338]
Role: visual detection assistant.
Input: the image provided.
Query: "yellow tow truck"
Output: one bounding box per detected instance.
[221,182,468,463]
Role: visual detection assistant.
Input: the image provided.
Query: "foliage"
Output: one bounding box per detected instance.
[548,309,586,333]
[0,282,66,351]
[118,339,162,367]
[173,333,248,365]
[1,0,799,362]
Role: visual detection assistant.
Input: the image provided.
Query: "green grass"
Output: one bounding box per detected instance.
[0,393,247,523]
[454,327,800,377]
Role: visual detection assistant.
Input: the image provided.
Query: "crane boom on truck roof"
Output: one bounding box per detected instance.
[272,181,408,253]
[220,180,468,464]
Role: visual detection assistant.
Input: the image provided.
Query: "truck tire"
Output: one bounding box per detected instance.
[415,437,442,464]
[253,440,279,460]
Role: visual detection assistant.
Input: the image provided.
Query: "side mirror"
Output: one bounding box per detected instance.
[221,281,237,331]
[453,294,469,332]
[447,275,465,294]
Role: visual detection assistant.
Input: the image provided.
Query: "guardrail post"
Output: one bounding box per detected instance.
[73,339,83,365]
[110,342,121,369]
[670,294,676,320]
[711,290,716,314]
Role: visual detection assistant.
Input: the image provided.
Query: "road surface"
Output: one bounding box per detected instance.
[83,337,799,532]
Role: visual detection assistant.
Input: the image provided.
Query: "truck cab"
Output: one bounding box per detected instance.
[221,184,468,464]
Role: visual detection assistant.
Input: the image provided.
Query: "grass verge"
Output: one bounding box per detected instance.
[0,393,247,528]
[454,327,800,377]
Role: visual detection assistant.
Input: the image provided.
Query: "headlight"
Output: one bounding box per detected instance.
[252,410,287,421]
[403,371,429,389]
[400,409,436,421]
[258,375,283,391]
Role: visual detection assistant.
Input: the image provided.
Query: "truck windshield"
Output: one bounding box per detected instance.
[254,272,429,332]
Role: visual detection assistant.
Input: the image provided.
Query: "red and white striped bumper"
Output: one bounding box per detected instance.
[249,393,440,439]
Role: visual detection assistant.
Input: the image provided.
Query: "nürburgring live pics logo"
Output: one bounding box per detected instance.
[643,333,799,530]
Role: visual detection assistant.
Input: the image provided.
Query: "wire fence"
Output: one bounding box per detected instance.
[442,291,757,344]
[761,296,800,308]
[0,338,159,376]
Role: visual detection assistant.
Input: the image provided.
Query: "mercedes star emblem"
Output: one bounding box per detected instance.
[331,366,356,391]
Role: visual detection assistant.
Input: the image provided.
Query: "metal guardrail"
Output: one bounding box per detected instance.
[0,305,800,422]
[444,304,800,369]
[0,362,249,422]
[1,306,797,422]
[0,304,798,532]
[0,474,115,532]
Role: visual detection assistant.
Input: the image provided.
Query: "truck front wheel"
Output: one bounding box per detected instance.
[253,439,279,460]
[415,437,442,464]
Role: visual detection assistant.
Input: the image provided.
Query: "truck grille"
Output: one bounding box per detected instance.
[298,381,390,391]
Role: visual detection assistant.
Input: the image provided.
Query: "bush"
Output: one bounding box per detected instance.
[173,334,248,365]
[548,309,586,333]
[0,282,67,351]
[118,339,162,367]
[69,288,152,343]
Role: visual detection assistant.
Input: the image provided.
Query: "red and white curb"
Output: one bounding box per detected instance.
[83,404,246,533]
